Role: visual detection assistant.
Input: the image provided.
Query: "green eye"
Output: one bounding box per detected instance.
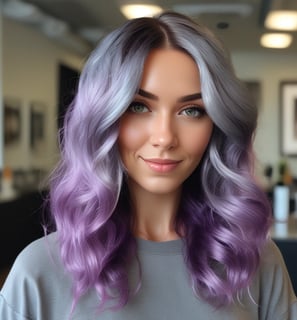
[181,106,205,118]
[128,102,149,113]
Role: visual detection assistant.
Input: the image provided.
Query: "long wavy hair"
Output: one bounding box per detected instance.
[49,11,272,312]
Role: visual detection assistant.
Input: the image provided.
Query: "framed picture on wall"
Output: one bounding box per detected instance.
[280,81,297,156]
[30,101,46,152]
[4,98,21,146]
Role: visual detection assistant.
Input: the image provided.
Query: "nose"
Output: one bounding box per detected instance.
[150,113,177,149]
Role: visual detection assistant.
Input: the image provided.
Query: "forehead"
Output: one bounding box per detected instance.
[139,48,201,94]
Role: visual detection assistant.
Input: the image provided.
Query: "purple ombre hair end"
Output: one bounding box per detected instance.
[48,11,272,312]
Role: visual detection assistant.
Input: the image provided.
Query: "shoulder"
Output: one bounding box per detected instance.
[0,233,74,319]
[11,232,61,275]
[2,232,67,291]
[1,232,71,298]
[258,238,292,276]
[253,238,297,319]
[260,238,284,264]
[257,238,290,284]
[19,232,59,257]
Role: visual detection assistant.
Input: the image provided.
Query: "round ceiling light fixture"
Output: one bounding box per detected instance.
[120,4,163,19]
[260,33,293,48]
[265,10,297,31]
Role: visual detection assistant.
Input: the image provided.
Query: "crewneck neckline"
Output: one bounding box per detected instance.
[136,237,184,255]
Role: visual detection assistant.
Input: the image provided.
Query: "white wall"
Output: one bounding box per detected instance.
[232,51,297,180]
[2,17,83,173]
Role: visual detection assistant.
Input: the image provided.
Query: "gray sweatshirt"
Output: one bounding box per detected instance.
[1,233,296,319]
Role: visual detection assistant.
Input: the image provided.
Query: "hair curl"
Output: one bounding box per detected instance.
[49,11,272,312]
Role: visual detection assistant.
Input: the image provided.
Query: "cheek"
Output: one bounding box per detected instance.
[182,124,213,157]
[118,118,146,153]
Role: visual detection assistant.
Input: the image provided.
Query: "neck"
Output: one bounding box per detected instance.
[127,181,182,242]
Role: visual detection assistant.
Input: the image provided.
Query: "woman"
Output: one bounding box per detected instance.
[1,11,296,320]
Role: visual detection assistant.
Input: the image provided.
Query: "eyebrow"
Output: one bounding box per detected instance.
[178,93,202,102]
[137,89,202,102]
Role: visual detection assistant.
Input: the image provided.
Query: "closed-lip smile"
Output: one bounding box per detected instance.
[141,157,182,173]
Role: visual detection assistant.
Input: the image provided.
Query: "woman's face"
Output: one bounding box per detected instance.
[118,48,213,196]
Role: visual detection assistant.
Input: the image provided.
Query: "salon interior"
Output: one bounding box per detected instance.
[0,0,297,291]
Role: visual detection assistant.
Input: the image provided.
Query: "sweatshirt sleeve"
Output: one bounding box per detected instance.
[0,234,73,320]
[0,293,31,320]
[0,240,44,320]
[257,240,297,320]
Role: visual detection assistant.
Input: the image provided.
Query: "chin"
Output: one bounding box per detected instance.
[139,181,183,195]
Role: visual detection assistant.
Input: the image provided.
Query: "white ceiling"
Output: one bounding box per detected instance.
[5,0,297,54]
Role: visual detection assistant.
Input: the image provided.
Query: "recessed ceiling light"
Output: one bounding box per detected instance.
[260,33,293,49]
[120,4,163,19]
[265,10,297,31]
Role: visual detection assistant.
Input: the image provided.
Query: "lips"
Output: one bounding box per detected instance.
[142,158,182,173]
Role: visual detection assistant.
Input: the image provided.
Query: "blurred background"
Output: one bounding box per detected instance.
[1,0,297,290]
